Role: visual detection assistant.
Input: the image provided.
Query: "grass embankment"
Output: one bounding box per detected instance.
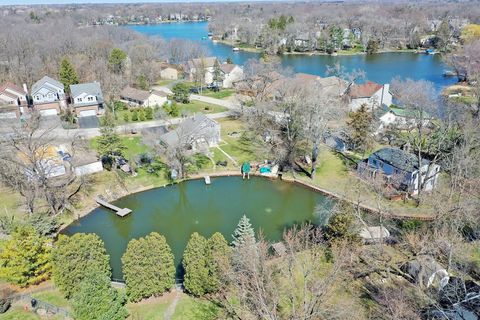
[199,89,235,100]
[177,100,227,115]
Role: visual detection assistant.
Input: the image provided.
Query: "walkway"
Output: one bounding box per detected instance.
[163,289,181,320]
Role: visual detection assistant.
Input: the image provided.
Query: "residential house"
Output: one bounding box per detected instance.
[120,86,168,107]
[31,76,66,116]
[378,106,432,132]
[160,65,179,80]
[357,147,440,195]
[347,81,392,111]
[70,82,104,117]
[187,57,218,85]
[219,63,244,88]
[0,82,28,119]
[160,113,220,151]
[294,33,312,52]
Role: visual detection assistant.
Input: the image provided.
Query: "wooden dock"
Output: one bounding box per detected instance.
[204,176,211,185]
[95,197,132,217]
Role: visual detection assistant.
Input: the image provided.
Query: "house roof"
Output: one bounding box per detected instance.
[120,86,150,101]
[151,90,168,98]
[220,63,237,74]
[32,76,64,94]
[370,147,430,172]
[389,107,432,119]
[70,82,104,107]
[0,82,25,96]
[160,113,218,147]
[348,81,383,99]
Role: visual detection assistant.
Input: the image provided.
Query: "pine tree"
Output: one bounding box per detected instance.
[59,58,78,94]
[205,232,230,293]
[108,48,127,74]
[346,104,374,154]
[182,232,209,296]
[72,269,128,320]
[52,233,111,298]
[0,226,51,287]
[231,215,256,248]
[213,59,222,84]
[121,232,175,302]
[96,112,125,168]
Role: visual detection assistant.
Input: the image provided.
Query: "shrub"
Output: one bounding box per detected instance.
[52,233,111,298]
[138,109,146,121]
[26,213,59,236]
[0,226,51,287]
[145,107,153,120]
[131,110,138,121]
[122,232,175,302]
[123,112,130,122]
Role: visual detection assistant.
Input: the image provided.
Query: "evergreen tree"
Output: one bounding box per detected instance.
[96,112,125,168]
[231,215,256,248]
[182,232,209,296]
[52,233,111,298]
[72,269,128,320]
[0,226,51,287]
[137,74,149,90]
[346,104,374,154]
[205,232,230,293]
[108,48,127,74]
[213,59,222,85]
[172,83,190,103]
[121,232,175,302]
[58,58,78,94]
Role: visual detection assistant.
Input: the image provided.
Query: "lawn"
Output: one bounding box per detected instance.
[0,306,46,320]
[199,89,235,99]
[127,299,170,320]
[31,287,71,311]
[90,136,149,161]
[172,295,222,320]
[177,101,227,115]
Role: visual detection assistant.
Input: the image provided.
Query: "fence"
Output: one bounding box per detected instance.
[6,292,71,319]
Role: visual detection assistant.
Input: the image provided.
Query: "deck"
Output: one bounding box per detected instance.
[95,197,132,217]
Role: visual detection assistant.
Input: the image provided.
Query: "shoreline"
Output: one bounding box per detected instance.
[60,169,434,234]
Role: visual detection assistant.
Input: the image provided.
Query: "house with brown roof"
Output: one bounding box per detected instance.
[187,57,218,84]
[0,82,28,119]
[120,86,168,108]
[219,64,243,88]
[160,64,179,80]
[347,81,392,111]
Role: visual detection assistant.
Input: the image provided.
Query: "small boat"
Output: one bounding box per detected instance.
[425,49,437,55]
[232,47,240,52]
[443,70,456,77]
[204,176,211,185]
[201,36,207,40]
[212,39,218,43]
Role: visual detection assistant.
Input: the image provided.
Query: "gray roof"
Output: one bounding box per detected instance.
[31,76,64,94]
[370,147,429,172]
[160,113,218,147]
[70,82,104,107]
[188,57,217,69]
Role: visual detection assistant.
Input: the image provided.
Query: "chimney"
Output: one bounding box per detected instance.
[23,83,28,94]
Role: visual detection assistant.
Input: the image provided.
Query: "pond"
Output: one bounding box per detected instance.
[64,176,333,279]
[128,21,457,90]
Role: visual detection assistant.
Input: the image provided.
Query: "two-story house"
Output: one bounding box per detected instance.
[70,82,104,117]
[377,107,432,133]
[357,147,440,195]
[347,81,392,112]
[31,76,66,115]
[0,82,28,119]
[219,64,244,88]
[187,57,218,85]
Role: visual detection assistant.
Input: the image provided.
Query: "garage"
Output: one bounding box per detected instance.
[39,109,57,116]
[79,109,97,117]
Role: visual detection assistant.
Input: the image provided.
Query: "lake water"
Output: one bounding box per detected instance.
[129,21,457,89]
[64,177,332,278]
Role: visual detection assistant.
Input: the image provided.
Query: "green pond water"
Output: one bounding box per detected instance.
[64,176,333,279]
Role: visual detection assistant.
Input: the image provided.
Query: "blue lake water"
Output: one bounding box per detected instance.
[128,21,457,89]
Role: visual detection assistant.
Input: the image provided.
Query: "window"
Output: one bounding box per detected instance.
[371,159,377,166]
[378,161,384,168]
[78,98,83,102]
[88,97,94,101]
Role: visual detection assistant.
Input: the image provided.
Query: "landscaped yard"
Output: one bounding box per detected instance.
[177,100,227,115]
[199,89,235,100]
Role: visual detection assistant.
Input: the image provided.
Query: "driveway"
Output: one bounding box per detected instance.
[190,95,241,110]
[78,116,99,129]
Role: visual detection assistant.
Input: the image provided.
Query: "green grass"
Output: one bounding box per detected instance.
[31,288,71,310]
[199,89,235,99]
[0,307,43,320]
[155,79,175,87]
[90,136,149,161]
[177,101,227,115]
[172,295,222,320]
[127,299,170,320]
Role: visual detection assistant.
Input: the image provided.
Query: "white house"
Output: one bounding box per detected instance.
[120,86,168,108]
[357,147,440,195]
[187,57,218,85]
[0,82,27,118]
[219,64,244,88]
[160,113,220,151]
[378,107,432,133]
[31,76,66,116]
[347,81,392,111]
[70,82,104,117]
[160,65,178,80]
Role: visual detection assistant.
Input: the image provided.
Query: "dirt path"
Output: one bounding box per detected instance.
[163,289,181,320]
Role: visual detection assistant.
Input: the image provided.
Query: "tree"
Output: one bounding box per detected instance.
[0,226,51,287]
[96,113,125,169]
[72,269,128,320]
[183,232,209,296]
[172,83,190,103]
[137,74,148,91]
[121,232,175,302]
[52,233,111,298]
[205,232,230,293]
[366,39,380,54]
[58,58,78,94]
[109,48,127,74]
[213,59,222,85]
[346,104,374,154]
[231,214,255,248]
